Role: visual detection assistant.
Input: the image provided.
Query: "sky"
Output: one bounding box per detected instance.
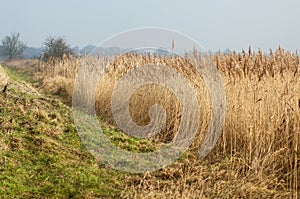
[0,0,299,52]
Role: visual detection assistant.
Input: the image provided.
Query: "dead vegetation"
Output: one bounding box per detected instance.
[0,65,8,92]
[8,47,300,198]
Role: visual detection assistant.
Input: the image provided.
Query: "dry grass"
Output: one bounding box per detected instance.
[0,64,8,91]
[12,47,300,198]
[94,54,211,145]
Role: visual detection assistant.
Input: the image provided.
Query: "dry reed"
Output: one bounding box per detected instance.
[26,47,300,198]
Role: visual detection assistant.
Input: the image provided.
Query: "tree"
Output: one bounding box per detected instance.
[42,36,72,60]
[1,32,26,60]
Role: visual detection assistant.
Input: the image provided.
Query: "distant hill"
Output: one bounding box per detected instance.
[0,46,42,60]
[23,46,43,59]
[0,45,232,60]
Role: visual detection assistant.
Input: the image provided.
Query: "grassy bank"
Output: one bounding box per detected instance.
[0,64,128,198]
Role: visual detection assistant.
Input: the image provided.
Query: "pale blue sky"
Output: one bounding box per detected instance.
[0,0,299,51]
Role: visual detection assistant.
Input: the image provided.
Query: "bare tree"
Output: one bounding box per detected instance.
[42,36,72,61]
[1,32,26,60]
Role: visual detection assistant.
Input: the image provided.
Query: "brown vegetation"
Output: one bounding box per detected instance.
[16,47,300,198]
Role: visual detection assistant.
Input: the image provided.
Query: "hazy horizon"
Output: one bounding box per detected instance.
[0,0,299,52]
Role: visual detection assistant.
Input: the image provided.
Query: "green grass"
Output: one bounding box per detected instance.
[0,64,131,198]
[101,124,157,153]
